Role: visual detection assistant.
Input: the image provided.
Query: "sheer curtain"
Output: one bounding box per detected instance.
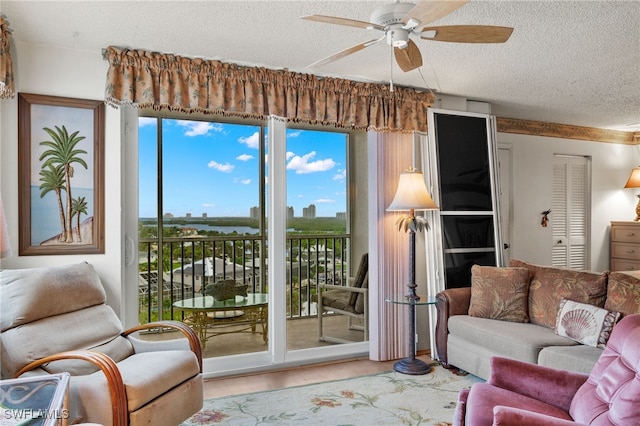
[368,131,416,361]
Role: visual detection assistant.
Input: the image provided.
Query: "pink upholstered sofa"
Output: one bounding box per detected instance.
[436,260,640,379]
[453,314,640,425]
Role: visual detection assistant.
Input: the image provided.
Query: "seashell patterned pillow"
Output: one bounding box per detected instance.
[555,298,621,348]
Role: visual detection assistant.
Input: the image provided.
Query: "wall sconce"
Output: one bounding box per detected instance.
[624,167,640,221]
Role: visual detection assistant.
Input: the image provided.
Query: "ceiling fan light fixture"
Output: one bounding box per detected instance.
[387,28,409,48]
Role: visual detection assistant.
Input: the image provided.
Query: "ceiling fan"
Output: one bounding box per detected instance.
[301,0,513,73]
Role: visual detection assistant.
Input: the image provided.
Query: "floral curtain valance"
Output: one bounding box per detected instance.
[0,16,15,99]
[103,46,434,133]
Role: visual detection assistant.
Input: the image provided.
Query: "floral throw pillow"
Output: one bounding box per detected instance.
[605,271,640,317]
[468,265,530,323]
[555,298,620,348]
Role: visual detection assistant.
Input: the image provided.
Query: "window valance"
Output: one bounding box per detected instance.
[103,46,433,133]
[0,16,15,99]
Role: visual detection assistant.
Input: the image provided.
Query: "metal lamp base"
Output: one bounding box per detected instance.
[393,357,432,375]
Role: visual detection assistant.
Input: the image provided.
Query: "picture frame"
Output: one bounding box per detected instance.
[18,93,105,255]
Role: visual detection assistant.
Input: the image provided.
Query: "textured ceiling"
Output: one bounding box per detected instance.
[2,0,639,131]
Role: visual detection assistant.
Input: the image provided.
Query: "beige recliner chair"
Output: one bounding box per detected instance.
[0,262,203,425]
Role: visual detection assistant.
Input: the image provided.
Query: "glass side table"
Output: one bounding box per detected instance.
[0,372,70,426]
[385,295,438,375]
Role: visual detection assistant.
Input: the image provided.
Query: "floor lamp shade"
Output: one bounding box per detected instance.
[387,170,438,212]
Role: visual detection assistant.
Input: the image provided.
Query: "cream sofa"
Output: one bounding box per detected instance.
[435,260,640,380]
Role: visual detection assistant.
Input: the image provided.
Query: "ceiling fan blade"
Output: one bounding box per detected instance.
[403,0,469,27]
[301,14,384,31]
[307,38,382,69]
[394,40,423,72]
[420,25,514,43]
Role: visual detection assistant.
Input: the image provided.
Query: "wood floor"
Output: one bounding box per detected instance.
[202,352,434,399]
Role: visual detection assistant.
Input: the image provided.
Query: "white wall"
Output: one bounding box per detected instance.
[501,132,637,271]
[0,43,124,312]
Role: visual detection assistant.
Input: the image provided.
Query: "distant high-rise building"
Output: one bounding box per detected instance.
[287,206,294,219]
[202,213,207,218]
[336,212,346,220]
[250,206,260,220]
[185,212,192,218]
[303,204,316,219]
[164,212,174,218]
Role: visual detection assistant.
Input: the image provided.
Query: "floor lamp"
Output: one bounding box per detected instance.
[387,168,438,374]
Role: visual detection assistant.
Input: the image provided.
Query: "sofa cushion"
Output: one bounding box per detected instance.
[555,298,620,348]
[513,261,608,329]
[448,315,578,365]
[538,345,603,374]
[468,265,530,323]
[605,271,640,317]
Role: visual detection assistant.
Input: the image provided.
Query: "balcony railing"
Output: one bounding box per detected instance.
[137,234,350,324]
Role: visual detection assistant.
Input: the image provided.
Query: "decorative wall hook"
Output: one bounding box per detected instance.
[541,209,551,227]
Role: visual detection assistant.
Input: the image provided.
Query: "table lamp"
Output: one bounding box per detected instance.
[386,168,438,374]
[624,167,640,221]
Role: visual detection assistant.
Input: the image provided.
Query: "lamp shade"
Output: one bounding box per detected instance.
[624,167,640,188]
[387,170,439,211]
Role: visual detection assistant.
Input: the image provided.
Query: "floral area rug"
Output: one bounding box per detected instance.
[182,362,482,425]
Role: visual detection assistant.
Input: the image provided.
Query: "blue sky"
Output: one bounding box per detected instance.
[138,118,347,218]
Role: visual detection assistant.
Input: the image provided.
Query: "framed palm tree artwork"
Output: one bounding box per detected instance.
[18,93,105,255]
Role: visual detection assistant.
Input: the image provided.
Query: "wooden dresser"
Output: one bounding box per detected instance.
[610,221,640,271]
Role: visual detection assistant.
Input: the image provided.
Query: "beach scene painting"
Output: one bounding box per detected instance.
[18,93,104,255]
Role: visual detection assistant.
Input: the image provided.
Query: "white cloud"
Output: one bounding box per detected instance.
[313,198,335,204]
[286,151,336,174]
[139,117,156,127]
[201,203,215,208]
[240,179,252,185]
[287,130,301,138]
[333,169,346,181]
[208,160,234,173]
[236,154,254,161]
[238,131,260,149]
[176,120,222,137]
[286,151,295,160]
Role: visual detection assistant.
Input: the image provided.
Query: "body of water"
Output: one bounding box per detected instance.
[162,223,260,234]
[31,186,94,245]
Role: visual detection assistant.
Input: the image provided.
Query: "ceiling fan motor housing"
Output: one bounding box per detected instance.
[369,2,415,27]
[371,2,415,48]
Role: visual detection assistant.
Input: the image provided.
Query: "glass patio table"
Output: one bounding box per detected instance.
[173,293,268,349]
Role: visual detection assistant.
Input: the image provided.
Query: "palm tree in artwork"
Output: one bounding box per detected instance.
[39,125,88,243]
[71,196,88,242]
[38,164,67,242]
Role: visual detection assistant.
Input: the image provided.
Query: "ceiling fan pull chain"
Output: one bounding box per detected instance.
[389,43,394,92]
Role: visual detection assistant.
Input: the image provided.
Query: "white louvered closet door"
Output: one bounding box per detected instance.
[552,155,591,269]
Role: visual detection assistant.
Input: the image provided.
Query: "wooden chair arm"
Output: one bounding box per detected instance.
[15,350,128,426]
[123,320,203,372]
